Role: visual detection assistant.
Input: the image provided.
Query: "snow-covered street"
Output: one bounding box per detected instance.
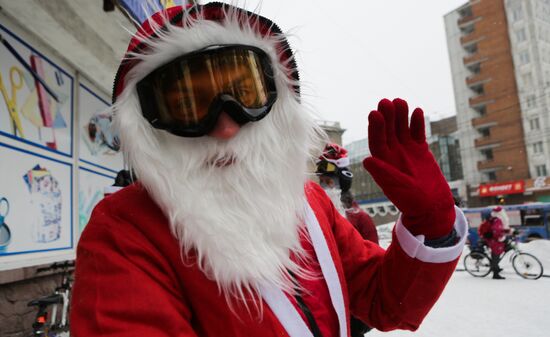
[369,236,550,337]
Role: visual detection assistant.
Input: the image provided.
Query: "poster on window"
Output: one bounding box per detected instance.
[0,142,72,257]
[0,24,73,156]
[78,84,123,173]
[78,168,114,234]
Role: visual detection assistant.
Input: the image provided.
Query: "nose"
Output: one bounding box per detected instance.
[208,111,241,140]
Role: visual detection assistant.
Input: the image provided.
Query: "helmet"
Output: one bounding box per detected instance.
[316,143,353,192]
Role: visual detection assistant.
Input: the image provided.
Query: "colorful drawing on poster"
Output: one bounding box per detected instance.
[0,197,11,252]
[23,164,62,243]
[0,142,72,260]
[0,24,73,156]
[0,66,24,137]
[78,84,123,172]
[78,168,114,233]
[118,0,190,25]
[83,112,120,155]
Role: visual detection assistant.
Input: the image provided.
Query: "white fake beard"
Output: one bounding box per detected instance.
[322,187,345,216]
[116,92,323,302]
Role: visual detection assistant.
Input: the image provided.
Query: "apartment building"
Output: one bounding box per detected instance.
[445,0,550,205]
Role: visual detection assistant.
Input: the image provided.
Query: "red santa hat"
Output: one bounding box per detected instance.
[491,206,510,229]
[317,143,350,169]
[112,2,300,104]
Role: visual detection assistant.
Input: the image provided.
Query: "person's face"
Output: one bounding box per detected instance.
[319,175,337,189]
[163,61,266,141]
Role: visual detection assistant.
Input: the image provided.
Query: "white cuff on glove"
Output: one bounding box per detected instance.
[395,206,468,263]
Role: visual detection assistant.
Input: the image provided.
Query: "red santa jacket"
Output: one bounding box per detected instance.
[345,205,379,244]
[478,217,506,255]
[71,181,467,337]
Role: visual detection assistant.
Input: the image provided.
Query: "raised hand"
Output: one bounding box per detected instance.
[363,98,455,240]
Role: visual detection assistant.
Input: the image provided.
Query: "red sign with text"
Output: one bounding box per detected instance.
[478,180,525,197]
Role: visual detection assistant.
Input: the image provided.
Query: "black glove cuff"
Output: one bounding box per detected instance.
[424,228,458,248]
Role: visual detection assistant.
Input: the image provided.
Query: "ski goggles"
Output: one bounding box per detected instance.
[316,161,339,174]
[136,44,277,137]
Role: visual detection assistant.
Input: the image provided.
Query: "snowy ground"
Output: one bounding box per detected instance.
[368,225,550,337]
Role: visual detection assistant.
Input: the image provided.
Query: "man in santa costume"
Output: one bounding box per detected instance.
[315,143,379,246]
[71,3,468,336]
[315,144,378,337]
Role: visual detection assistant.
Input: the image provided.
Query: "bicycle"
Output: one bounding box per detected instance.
[463,232,544,280]
[28,261,74,336]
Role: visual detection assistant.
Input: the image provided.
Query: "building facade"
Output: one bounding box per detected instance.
[445,0,550,206]
[504,0,550,183]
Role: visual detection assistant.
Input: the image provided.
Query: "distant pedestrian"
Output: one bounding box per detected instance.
[341,191,379,245]
[478,212,507,279]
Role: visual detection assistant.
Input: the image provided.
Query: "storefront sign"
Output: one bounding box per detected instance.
[478,180,525,197]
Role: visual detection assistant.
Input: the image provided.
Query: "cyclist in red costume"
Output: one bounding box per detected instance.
[478,207,508,279]
[71,3,467,336]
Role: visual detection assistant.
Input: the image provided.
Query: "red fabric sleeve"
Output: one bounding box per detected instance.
[70,201,197,337]
[359,212,379,245]
[310,183,458,332]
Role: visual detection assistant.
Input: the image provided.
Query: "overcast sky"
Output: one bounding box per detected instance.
[212,0,469,144]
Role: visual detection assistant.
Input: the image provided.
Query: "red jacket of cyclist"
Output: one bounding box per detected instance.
[478,215,506,279]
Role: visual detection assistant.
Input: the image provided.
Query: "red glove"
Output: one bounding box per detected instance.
[362,98,455,240]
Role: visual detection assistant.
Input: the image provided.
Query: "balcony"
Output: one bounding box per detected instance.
[477,159,497,171]
[469,94,494,108]
[466,73,488,87]
[460,32,484,47]
[471,114,497,128]
[463,53,487,66]
[458,14,476,27]
[474,136,499,148]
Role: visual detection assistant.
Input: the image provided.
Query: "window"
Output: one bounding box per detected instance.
[533,141,544,154]
[522,72,534,87]
[473,105,487,115]
[512,7,523,22]
[471,83,484,95]
[464,43,478,54]
[526,95,537,108]
[516,28,527,42]
[486,171,497,181]
[530,118,540,130]
[479,127,490,137]
[538,26,550,42]
[521,209,544,226]
[536,164,547,177]
[481,148,493,160]
[519,50,531,64]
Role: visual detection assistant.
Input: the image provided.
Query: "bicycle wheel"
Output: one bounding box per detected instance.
[512,252,544,280]
[464,252,492,277]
